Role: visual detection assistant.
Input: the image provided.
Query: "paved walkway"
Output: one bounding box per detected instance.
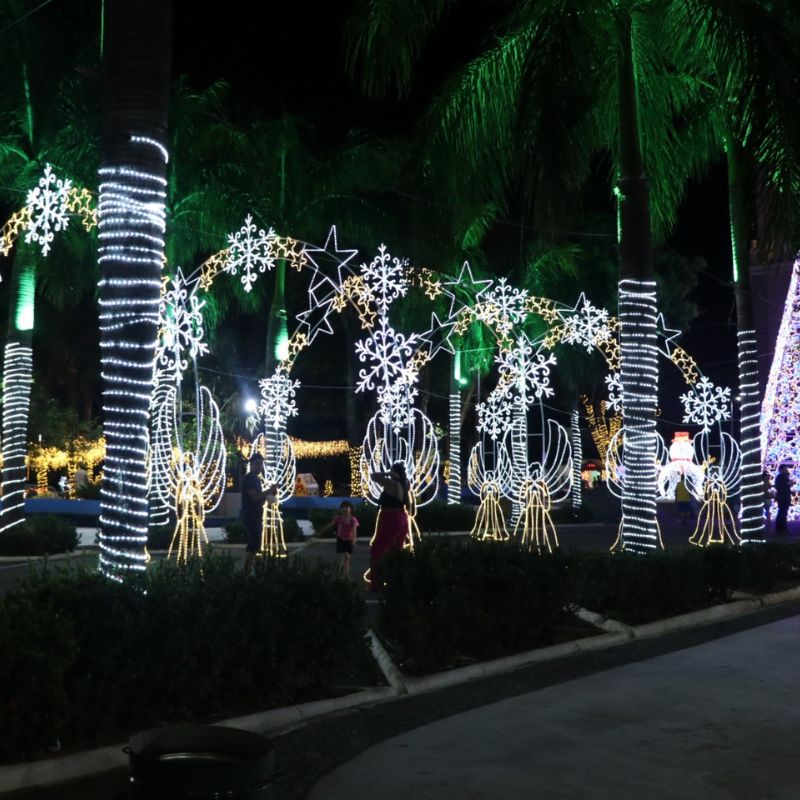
[310,613,800,800]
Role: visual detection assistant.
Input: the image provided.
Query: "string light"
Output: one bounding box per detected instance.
[762,258,800,523]
[97,134,169,582]
[615,279,661,553]
[737,329,764,541]
[467,441,509,541]
[570,408,582,514]
[0,343,32,530]
[447,388,461,505]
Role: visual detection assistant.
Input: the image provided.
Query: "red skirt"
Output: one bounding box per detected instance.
[368,508,408,591]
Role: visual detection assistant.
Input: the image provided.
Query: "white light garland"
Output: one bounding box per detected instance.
[737,329,764,541]
[97,135,169,582]
[447,388,461,505]
[616,279,661,552]
[570,408,582,514]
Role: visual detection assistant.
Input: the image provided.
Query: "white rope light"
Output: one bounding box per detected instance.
[97,135,168,582]
[570,408,582,514]
[0,343,33,530]
[447,389,461,504]
[737,329,764,541]
[617,279,660,552]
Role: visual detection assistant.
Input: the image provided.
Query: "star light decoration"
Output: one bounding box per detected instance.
[25,164,72,256]
[680,376,731,432]
[560,294,611,351]
[296,226,358,345]
[495,338,556,403]
[259,368,300,430]
[224,214,275,292]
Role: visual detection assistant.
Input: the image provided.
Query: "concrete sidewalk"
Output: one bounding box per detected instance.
[310,614,800,799]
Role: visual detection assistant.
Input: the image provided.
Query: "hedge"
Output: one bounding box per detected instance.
[0,515,78,556]
[378,540,800,671]
[223,517,302,544]
[309,499,477,540]
[0,554,368,762]
[379,538,575,674]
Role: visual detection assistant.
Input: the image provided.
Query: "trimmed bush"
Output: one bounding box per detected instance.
[0,554,368,761]
[0,516,78,556]
[379,538,575,674]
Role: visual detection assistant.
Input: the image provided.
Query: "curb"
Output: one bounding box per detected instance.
[5,585,800,792]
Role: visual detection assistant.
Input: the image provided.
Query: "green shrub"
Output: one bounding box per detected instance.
[147,524,175,550]
[0,554,368,761]
[75,482,102,500]
[380,538,574,674]
[0,516,78,556]
[550,503,594,523]
[416,500,477,532]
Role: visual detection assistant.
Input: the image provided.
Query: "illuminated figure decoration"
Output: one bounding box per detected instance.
[690,432,742,547]
[657,431,705,500]
[762,257,800,522]
[24,164,72,256]
[467,440,511,541]
[504,417,572,553]
[154,385,226,564]
[250,430,297,558]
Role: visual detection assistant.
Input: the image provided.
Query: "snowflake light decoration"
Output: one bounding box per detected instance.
[477,390,516,440]
[680,376,731,432]
[560,295,611,351]
[476,278,528,338]
[355,317,420,392]
[378,376,419,433]
[496,340,556,403]
[25,164,72,256]
[259,368,300,430]
[360,244,408,314]
[225,214,275,292]
[159,269,208,376]
[605,371,623,413]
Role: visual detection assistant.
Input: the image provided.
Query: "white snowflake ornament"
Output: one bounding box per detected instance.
[476,278,528,338]
[477,390,516,440]
[25,164,72,256]
[680,376,731,432]
[259,369,300,430]
[360,244,408,314]
[159,269,209,376]
[355,317,420,393]
[495,340,556,403]
[605,372,623,413]
[225,214,275,292]
[560,294,610,351]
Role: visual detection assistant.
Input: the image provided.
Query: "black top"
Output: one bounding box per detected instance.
[379,487,406,510]
[776,471,792,504]
[241,471,264,520]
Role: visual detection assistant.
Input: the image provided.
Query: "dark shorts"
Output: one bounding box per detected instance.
[335,538,354,554]
[242,516,262,553]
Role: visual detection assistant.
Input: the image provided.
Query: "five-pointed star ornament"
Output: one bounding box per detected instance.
[295,226,359,344]
[655,313,682,359]
[440,261,494,318]
[421,311,459,360]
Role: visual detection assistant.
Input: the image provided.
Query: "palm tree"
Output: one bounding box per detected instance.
[0,1,99,530]
[667,0,800,540]
[346,0,710,550]
[96,0,171,582]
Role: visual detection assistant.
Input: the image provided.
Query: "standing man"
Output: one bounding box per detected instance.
[774,464,793,536]
[242,453,266,575]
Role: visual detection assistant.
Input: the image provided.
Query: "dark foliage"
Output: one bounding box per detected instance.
[0,554,368,761]
[0,516,78,556]
[224,517,302,543]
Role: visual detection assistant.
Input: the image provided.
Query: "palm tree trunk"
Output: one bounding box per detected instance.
[615,13,661,552]
[447,350,462,504]
[97,0,172,582]
[570,406,582,516]
[265,260,288,374]
[726,133,764,542]
[0,248,35,531]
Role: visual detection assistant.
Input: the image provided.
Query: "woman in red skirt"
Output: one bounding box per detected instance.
[368,461,410,591]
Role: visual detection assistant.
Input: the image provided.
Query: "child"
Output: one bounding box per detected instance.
[320,501,359,577]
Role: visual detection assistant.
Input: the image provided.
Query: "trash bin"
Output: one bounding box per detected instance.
[127,725,274,799]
